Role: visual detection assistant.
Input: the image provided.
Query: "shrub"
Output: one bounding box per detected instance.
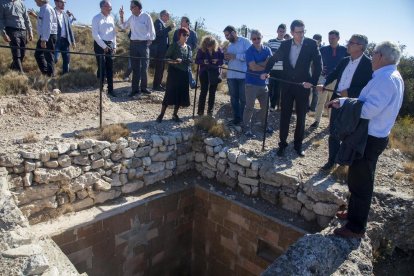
[390,116,414,158]
[58,70,98,91]
[100,123,131,142]
[0,72,30,95]
[194,116,230,138]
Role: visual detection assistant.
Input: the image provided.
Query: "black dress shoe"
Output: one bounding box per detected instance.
[277,147,286,157]
[321,161,334,171]
[108,91,116,97]
[172,114,182,122]
[153,86,165,92]
[141,88,151,94]
[156,114,163,123]
[333,225,364,239]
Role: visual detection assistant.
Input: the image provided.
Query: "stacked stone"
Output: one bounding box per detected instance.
[193,137,348,227]
[0,132,194,220]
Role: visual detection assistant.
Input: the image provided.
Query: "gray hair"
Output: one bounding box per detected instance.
[375,41,401,65]
[99,0,110,8]
[350,34,368,51]
[250,29,262,39]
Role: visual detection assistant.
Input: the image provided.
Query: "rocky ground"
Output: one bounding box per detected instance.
[1,80,412,196]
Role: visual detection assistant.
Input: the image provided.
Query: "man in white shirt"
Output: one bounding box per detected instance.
[92,0,116,97]
[34,0,58,77]
[120,0,155,98]
[328,41,404,238]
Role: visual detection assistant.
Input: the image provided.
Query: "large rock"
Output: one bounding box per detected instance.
[13,184,60,206]
[34,166,82,184]
[204,137,223,147]
[304,177,349,206]
[144,170,172,185]
[121,181,144,194]
[152,151,176,162]
[262,228,373,276]
[70,172,101,191]
[259,163,300,189]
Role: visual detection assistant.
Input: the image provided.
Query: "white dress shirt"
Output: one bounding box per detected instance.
[120,12,155,41]
[55,9,66,38]
[340,64,404,138]
[92,13,116,49]
[337,54,363,91]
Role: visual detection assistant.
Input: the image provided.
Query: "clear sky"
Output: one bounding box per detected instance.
[24,0,414,56]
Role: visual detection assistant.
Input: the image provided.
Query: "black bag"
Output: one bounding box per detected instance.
[207,67,222,85]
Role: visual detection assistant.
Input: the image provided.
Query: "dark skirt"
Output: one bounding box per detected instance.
[162,65,190,107]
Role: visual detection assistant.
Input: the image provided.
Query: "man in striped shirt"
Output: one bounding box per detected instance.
[267,24,286,111]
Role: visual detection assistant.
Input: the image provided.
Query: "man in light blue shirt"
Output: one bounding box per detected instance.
[34,0,58,77]
[328,41,404,239]
[223,25,252,125]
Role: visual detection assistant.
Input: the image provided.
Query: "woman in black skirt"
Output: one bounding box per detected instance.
[156,27,192,123]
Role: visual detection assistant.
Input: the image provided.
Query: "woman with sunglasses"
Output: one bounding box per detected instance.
[195,35,224,116]
[156,27,192,123]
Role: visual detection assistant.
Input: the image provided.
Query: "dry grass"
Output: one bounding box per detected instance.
[390,116,414,159]
[312,139,323,148]
[22,132,39,143]
[194,116,230,138]
[0,71,30,95]
[76,123,131,142]
[101,123,131,142]
[58,70,98,92]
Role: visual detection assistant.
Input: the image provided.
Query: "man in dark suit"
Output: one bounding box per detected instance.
[317,34,372,170]
[152,10,175,91]
[54,0,75,75]
[263,19,322,157]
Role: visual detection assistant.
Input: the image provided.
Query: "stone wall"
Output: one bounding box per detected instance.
[192,186,306,275]
[0,132,194,223]
[193,137,349,228]
[51,187,194,275]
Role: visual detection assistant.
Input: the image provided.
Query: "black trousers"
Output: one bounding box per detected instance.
[279,84,310,150]
[197,70,218,115]
[346,135,388,233]
[269,70,283,109]
[152,45,167,88]
[34,35,57,77]
[5,27,27,72]
[328,107,341,163]
[94,41,114,93]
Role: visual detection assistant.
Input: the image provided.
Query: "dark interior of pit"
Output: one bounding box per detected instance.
[39,171,413,276]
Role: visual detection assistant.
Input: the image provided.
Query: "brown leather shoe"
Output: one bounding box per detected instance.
[333,226,364,239]
[336,210,348,220]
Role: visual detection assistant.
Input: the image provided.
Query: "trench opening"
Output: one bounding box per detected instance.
[32,172,318,275]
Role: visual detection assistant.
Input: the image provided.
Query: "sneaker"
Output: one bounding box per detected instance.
[265,127,274,134]
[244,131,255,138]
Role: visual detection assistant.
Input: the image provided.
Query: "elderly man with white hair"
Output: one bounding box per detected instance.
[328,41,404,239]
[34,0,58,76]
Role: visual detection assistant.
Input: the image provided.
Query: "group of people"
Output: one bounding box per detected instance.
[0,0,76,76]
[1,1,406,240]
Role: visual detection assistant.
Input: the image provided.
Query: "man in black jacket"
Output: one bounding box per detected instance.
[263,19,322,157]
[317,34,372,170]
[152,10,175,91]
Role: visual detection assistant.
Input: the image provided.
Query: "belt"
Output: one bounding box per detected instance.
[5,26,25,31]
[131,40,147,43]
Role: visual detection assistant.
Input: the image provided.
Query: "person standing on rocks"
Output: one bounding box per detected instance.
[53,0,76,75]
[34,0,58,77]
[0,0,33,73]
[151,10,175,92]
[156,27,192,123]
[328,41,404,238]
[262,20,322,157]
[317,34,372,171]
[119,1,155,98]
[92,0,116,97]
[223,25,252,126]
[243,29,273,138]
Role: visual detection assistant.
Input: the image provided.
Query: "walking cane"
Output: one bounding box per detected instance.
[99,54,104,129]
[262,79,271,151]
[192,64,200,118]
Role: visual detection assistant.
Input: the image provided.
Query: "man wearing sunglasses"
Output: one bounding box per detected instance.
[263,20,322,157]
[120,0,155,98]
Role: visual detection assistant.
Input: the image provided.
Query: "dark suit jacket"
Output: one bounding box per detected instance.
[265,38,322,86]
[152,18,172,52]
[325,54,372,99]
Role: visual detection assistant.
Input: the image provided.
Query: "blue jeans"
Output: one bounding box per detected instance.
[189,68,196,88]
[227,78,246,122]
[54,37,70,74]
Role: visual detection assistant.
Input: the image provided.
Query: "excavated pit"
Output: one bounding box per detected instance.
[31,172,317,275]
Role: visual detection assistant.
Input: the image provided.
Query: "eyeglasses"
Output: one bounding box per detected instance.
[372,50,382,57]
[347,41,362,46]
[294,30,306,35]
[251,37,261,41]
[183,34,190,37]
